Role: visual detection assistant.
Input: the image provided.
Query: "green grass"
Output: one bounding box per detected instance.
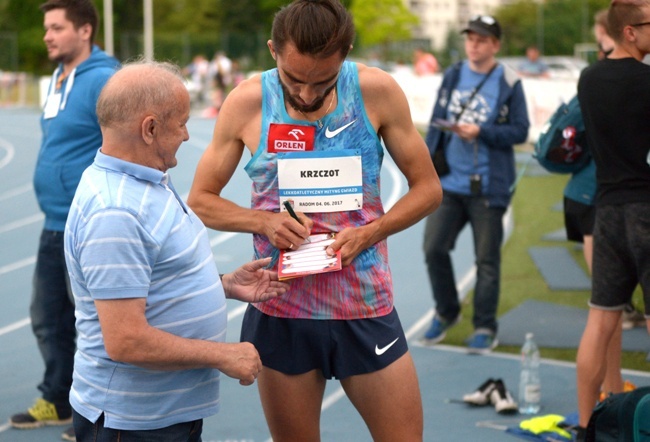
[441,147,649,372]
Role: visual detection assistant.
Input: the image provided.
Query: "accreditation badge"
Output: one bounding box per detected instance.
[268,123,315,153]
[277,150,363,213]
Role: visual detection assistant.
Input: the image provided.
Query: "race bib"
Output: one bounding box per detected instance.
[278,150,363,213]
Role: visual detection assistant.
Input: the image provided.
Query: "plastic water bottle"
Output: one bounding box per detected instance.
[518,332,541,414]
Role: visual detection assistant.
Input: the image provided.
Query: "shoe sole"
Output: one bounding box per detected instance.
[62,432,76,441]
[10,417,72,429]
[466,338,499,355]
[421,314,461,346]
[420,330,448,346]
[495,402,518,414]
[462,394,493,406]
[622,320,645,330]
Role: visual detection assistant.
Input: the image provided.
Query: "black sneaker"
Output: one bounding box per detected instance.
[489,379,518,414]
[10,398,72,429]
[574,425,587,442]
[462,378,497,406]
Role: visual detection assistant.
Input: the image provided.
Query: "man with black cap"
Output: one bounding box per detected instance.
[421,14,529,353]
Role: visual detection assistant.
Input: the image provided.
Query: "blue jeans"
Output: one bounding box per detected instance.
[73,410,203,442]
[422,191,506,333]
[30,229,76,414]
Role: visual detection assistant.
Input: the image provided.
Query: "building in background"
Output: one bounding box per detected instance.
[408,0,509,51]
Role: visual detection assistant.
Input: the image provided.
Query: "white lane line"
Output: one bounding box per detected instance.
[0,421,11,433]
[0,256,36,276]
[0,137,15,170]
[0,213,44,234]
[383,158,403,210]
[227,304,247,321]
[0,317,30,337]
[210,232,239,248]
[0,183,32,202]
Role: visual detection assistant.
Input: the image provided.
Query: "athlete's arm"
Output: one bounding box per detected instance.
[187,76,311,249]
[327,65,442,266]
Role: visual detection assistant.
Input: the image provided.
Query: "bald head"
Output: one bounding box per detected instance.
[97,60,191,171]
[97,60,187,129]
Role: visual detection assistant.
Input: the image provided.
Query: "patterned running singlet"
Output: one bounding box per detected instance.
[244,61,395,320]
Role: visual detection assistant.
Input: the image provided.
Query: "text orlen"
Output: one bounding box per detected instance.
[274,140,306,151]
[300,169,340,178]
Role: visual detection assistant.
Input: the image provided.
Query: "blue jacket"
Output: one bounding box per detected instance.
[34,45,120,231]
[425,61,529,208]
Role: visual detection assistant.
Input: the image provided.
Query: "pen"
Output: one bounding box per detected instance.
[283,201,311,243]
[283,201,302,225]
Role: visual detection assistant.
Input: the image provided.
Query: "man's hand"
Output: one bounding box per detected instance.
[222,257,289,302]
[218,342,263,386]
[453,123,480,141]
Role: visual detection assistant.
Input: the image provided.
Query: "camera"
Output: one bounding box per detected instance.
[470,174,482,195]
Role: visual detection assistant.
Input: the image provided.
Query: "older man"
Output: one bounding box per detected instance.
[64,60,288,442]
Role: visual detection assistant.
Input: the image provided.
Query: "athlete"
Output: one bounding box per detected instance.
[187,1,441,440]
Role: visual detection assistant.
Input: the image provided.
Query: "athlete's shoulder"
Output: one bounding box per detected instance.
[222,74,262,113]
[357,62,401,97]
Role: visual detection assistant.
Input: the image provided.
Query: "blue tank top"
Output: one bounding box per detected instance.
[244,61,394,319]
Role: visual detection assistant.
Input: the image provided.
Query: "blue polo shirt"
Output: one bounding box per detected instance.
[64,150,226,430]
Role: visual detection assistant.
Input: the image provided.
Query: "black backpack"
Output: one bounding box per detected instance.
[534,95,591,174]
[586,386,650,441]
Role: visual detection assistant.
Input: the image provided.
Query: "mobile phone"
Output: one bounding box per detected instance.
[470,174,482,196]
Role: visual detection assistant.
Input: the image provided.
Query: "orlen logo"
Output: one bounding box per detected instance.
[268,123,315,153]
[288,129,304,140]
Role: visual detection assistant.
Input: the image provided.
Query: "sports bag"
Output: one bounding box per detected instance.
[585,386,650,441]
[534,95,591,174]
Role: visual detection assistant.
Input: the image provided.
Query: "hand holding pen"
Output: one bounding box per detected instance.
[283,201,312,246]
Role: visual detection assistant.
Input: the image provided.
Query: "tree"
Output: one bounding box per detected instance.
[350,0,418,56]
[496,0,610,57]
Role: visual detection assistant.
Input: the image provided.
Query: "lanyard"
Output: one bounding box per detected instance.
[454,63,497,123]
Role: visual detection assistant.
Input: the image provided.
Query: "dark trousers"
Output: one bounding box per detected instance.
[423,191,506,333]
[30,229,76,414]
[73,410,203,442]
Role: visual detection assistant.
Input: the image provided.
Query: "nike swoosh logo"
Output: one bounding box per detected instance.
[325,120,357,138]
[375,337,399,356]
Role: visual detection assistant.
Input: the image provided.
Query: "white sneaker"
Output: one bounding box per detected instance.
[489,379,518,414]
[462,378,497,406]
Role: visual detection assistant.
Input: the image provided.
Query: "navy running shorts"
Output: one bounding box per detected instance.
[591,203,650,314]
[240,305,408,380]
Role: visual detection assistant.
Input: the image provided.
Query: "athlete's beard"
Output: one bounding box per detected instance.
[280,79,337,114]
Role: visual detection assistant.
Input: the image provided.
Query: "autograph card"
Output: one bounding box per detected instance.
[431,118,456,131]
[278,233,342,280]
